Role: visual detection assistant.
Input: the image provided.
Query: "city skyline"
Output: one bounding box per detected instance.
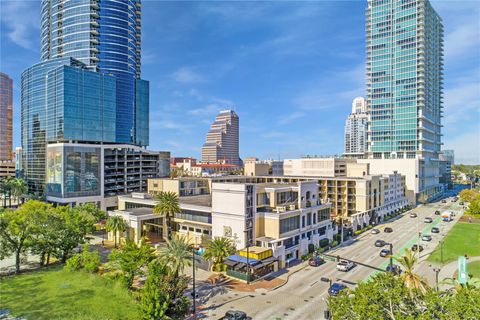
[1,0,479,164]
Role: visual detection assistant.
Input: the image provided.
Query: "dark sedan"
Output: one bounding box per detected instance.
[328,283,348,296]
[412,244,424,252]
[431,227,440,233]
[308,256,325,267]
[375,240,386,247]
[380,249,392,257]
[384,227,393,233]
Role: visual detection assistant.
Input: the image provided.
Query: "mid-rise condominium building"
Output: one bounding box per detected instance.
[283,157,355,177]
[244,158,284,176]
[0,72,13,161]
[365,0,444,202]
[344,97,368,158]
[201,110,242,166]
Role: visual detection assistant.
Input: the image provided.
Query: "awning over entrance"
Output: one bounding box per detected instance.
[226,254,260,266]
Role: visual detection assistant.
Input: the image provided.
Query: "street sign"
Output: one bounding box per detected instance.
[458,256,469,284]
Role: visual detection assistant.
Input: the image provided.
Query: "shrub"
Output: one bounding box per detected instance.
[308,243,315,254]
[65,254,82,272]
[83,250,101,273]
[319,238,330,248]
[331,240,339,247]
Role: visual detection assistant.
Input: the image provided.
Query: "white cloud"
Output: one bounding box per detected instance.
[443,81,480,126]
[278,112,305,125]
[1,1,39,50]
[150,119,190,130]
[171,67,205,84]
[188,104,222,116]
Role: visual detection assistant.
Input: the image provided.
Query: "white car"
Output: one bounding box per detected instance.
[337,260,356,272]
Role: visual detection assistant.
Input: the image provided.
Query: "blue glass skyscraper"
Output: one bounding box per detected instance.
[40,0,148,144]
[22,0,149,194]
[366,0,443,160]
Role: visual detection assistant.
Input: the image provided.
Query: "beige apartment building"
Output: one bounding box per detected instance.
[0,160,15,178]
[148,177,210,197]
[283,157,355,177]
[244,157,284,176]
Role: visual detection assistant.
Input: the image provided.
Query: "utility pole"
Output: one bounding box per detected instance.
[433,267,440,291]
[389,243,393,271]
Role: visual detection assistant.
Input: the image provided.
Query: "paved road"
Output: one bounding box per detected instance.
[198,198,464,320]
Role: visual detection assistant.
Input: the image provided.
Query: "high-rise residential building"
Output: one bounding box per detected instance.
[366,0,443,160]
[344,97,368,158]
[201,110,242,166]
[0,72,13,161]
[364,0,444,202]
[40,0,147,145]
[22,0,151,195]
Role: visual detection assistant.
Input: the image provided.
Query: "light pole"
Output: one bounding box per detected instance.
[191,246,197,319]
[388,243,393,271]
[321,278,332,320]
[432,267,441,291]
[244,230,250,285]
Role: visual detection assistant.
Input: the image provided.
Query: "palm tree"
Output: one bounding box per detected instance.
[158,235,192,276]
[0,177,14,208]
[106,215,126,248]
[153,191,180,240]
[11,178,27,206]
[393,249,429,294]
[204,237,236,272]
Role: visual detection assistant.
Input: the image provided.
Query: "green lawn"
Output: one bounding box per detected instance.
[428,222,480,264]
[0,266,141,320]
[468,260,480,280]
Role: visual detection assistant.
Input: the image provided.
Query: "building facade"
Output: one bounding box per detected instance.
[283,158,355,177]
[244,158,284,176]
[365,0,444,201]
[0,72,13,161]
[201,110,242,166]
[45,143,169,209]
[344,97,368,158]
[21,58,117,193]
[40,0,147,145]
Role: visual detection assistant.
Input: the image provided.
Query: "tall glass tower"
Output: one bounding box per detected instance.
[40,0,147,145]
[0,72,13,161]
[366,0,443,161]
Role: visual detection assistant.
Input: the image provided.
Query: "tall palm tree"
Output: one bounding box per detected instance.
[0,177,14,208]
[11,178,27,206]
[106,215,126,248]
[204,237,236,272]
[158,235,192,276]
[393,249,429,294]
[153,191,180,240]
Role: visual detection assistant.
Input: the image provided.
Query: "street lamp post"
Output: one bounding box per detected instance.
[388,243,393,271]
[321,278,332,320]
[192,246,197,319]
[433,267,441,291]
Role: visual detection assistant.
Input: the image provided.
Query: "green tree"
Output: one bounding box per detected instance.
[54,205,102,262]
[153,191,180,240]
[0,177,14,208]
[393,249,429,294]
[158,235,192,276]
[140,260,190,320]
[329,272,480,320]
[465,198,480,217]
[203,237,236,272]
[0,200,49,273]
[106,215,126,248]
[30,206,62,266]
[459,189,480,203]
[108,238,156,289]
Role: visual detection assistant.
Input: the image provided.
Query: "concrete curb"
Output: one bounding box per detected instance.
[268,262,309,292]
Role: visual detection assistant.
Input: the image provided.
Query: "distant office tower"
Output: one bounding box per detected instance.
[0,72,13,161]
[40,0,148,145]
[344,97,368,158]
[366,0,443,160]
[201,110,242,166]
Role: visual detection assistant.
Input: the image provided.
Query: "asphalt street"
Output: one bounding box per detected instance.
[199,198,464,320]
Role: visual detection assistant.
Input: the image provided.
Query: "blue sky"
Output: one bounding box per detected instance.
[1,0,479,164]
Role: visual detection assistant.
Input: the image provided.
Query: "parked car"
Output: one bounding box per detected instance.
[385,264,402,275]
[380,249,391,257]
[411,244,424,252]
[384,227,393,233]
[441,199,447,203]
[459,201,464,205]
[375,240,386,247]
[410,213,417,218]
[308,256,325,267]
[434,210,441,215]
[422,235,432,241]
[328,283,347,296]
[337,260,356,272]
[219,311,252,320]
[424,217,433,223]
[431,227,440,233]
[371,228,380,234]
